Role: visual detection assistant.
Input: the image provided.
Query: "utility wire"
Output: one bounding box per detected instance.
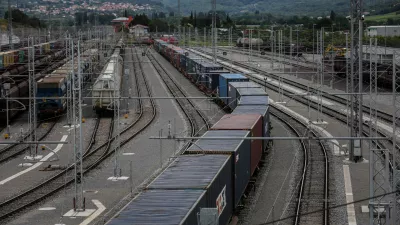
[255,190,400,225]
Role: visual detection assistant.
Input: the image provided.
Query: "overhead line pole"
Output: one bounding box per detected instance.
[7,0,13,50]
[349,0,363,162]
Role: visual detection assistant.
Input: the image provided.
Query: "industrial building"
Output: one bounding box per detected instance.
[367,25,400,37]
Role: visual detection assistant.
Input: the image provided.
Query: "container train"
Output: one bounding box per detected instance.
[0,40,63,71]
[106,40,271,225]
[92,39,124,114]
[236,37,304,57]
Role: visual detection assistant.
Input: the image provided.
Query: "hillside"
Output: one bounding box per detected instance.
[157,0,400,16]
[159,0,349,16]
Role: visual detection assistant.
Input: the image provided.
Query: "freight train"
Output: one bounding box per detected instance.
[333,56,398,89]
[92,39,124,114]
[0,38,118,124]
[0,40,63,71]
[106,40,270,225]
[36,49,99,118]
[236,37,304,57]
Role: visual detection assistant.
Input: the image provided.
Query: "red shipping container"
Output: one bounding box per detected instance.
[210,114,263,175]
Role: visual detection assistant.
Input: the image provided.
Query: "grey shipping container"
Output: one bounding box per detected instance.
[232,105,270,151]
[238,95,269,106]
[228,82,262,110]
[147,154,233,225]
[185,130,251,207]
[107,189,207,225]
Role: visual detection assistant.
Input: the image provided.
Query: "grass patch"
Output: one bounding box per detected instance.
[365,12,400,22]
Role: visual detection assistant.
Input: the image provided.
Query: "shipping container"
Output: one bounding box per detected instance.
[148,154,233,225]
[228,82,262,110]
[185,130,251,207]
[181,55,202,76]
[107,189,207,225]
[218,74,249,105]
[18,50,25,63]
[211,114,263,176]
[238,95,269,106]
[0,54,3,69]
[232,105,270,151]
[203,70,230,93]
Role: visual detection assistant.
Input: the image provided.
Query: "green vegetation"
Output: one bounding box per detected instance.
[365,12,400,22]
[4,9,45,28]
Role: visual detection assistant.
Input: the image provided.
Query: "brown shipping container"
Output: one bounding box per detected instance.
[210,114,263,175]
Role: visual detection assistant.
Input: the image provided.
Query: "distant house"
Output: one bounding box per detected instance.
[111,16,133,32]
[129,24,149,36]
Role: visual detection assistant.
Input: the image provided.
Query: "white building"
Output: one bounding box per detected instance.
[367,25,400,37]
[0,34,20,46]
[129,24,149,36]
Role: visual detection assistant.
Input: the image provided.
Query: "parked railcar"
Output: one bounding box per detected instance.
[185,130,252,208]
[210,114,263,176]
[146,154,233,225]
[37,76,67,117]
[232,105,270,151]
[92,48,123,114]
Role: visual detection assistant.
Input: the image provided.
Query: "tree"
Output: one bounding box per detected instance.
[255,10,260,15]
[130,14,150,26]
[149,19,169,32]
[194,11,197,27]
[330,10,336,21]
[169,11,174,17]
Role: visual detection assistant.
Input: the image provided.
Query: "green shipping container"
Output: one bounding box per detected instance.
[18,51,25,63]
[0,55,3,69]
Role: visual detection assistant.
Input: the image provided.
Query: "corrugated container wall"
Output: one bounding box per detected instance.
[238,95,269,106]
[147,154,233,225]
[218,74,249,105]
[107,189,207,225]
[228,82,261,110]
[185,130,251,207]
[232,105,270,151]
[204,70,230,93]
[210,114,263,175]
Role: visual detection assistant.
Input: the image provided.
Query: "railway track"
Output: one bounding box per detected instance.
[192,48,399,151]
[0,46,157,222]
[270,106,329,225]
[195,47,395,126]
[147,48,210,143]
[0,118,59,164]
[223,46,322,71]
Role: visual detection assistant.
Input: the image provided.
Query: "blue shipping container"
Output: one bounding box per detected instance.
[218,74,249,105]
[185,130,251,207]
[232,105,270,150]
[238,95,269,106]
[228,82,262,110]
[107,189,207,225]
[148,154,233,225]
